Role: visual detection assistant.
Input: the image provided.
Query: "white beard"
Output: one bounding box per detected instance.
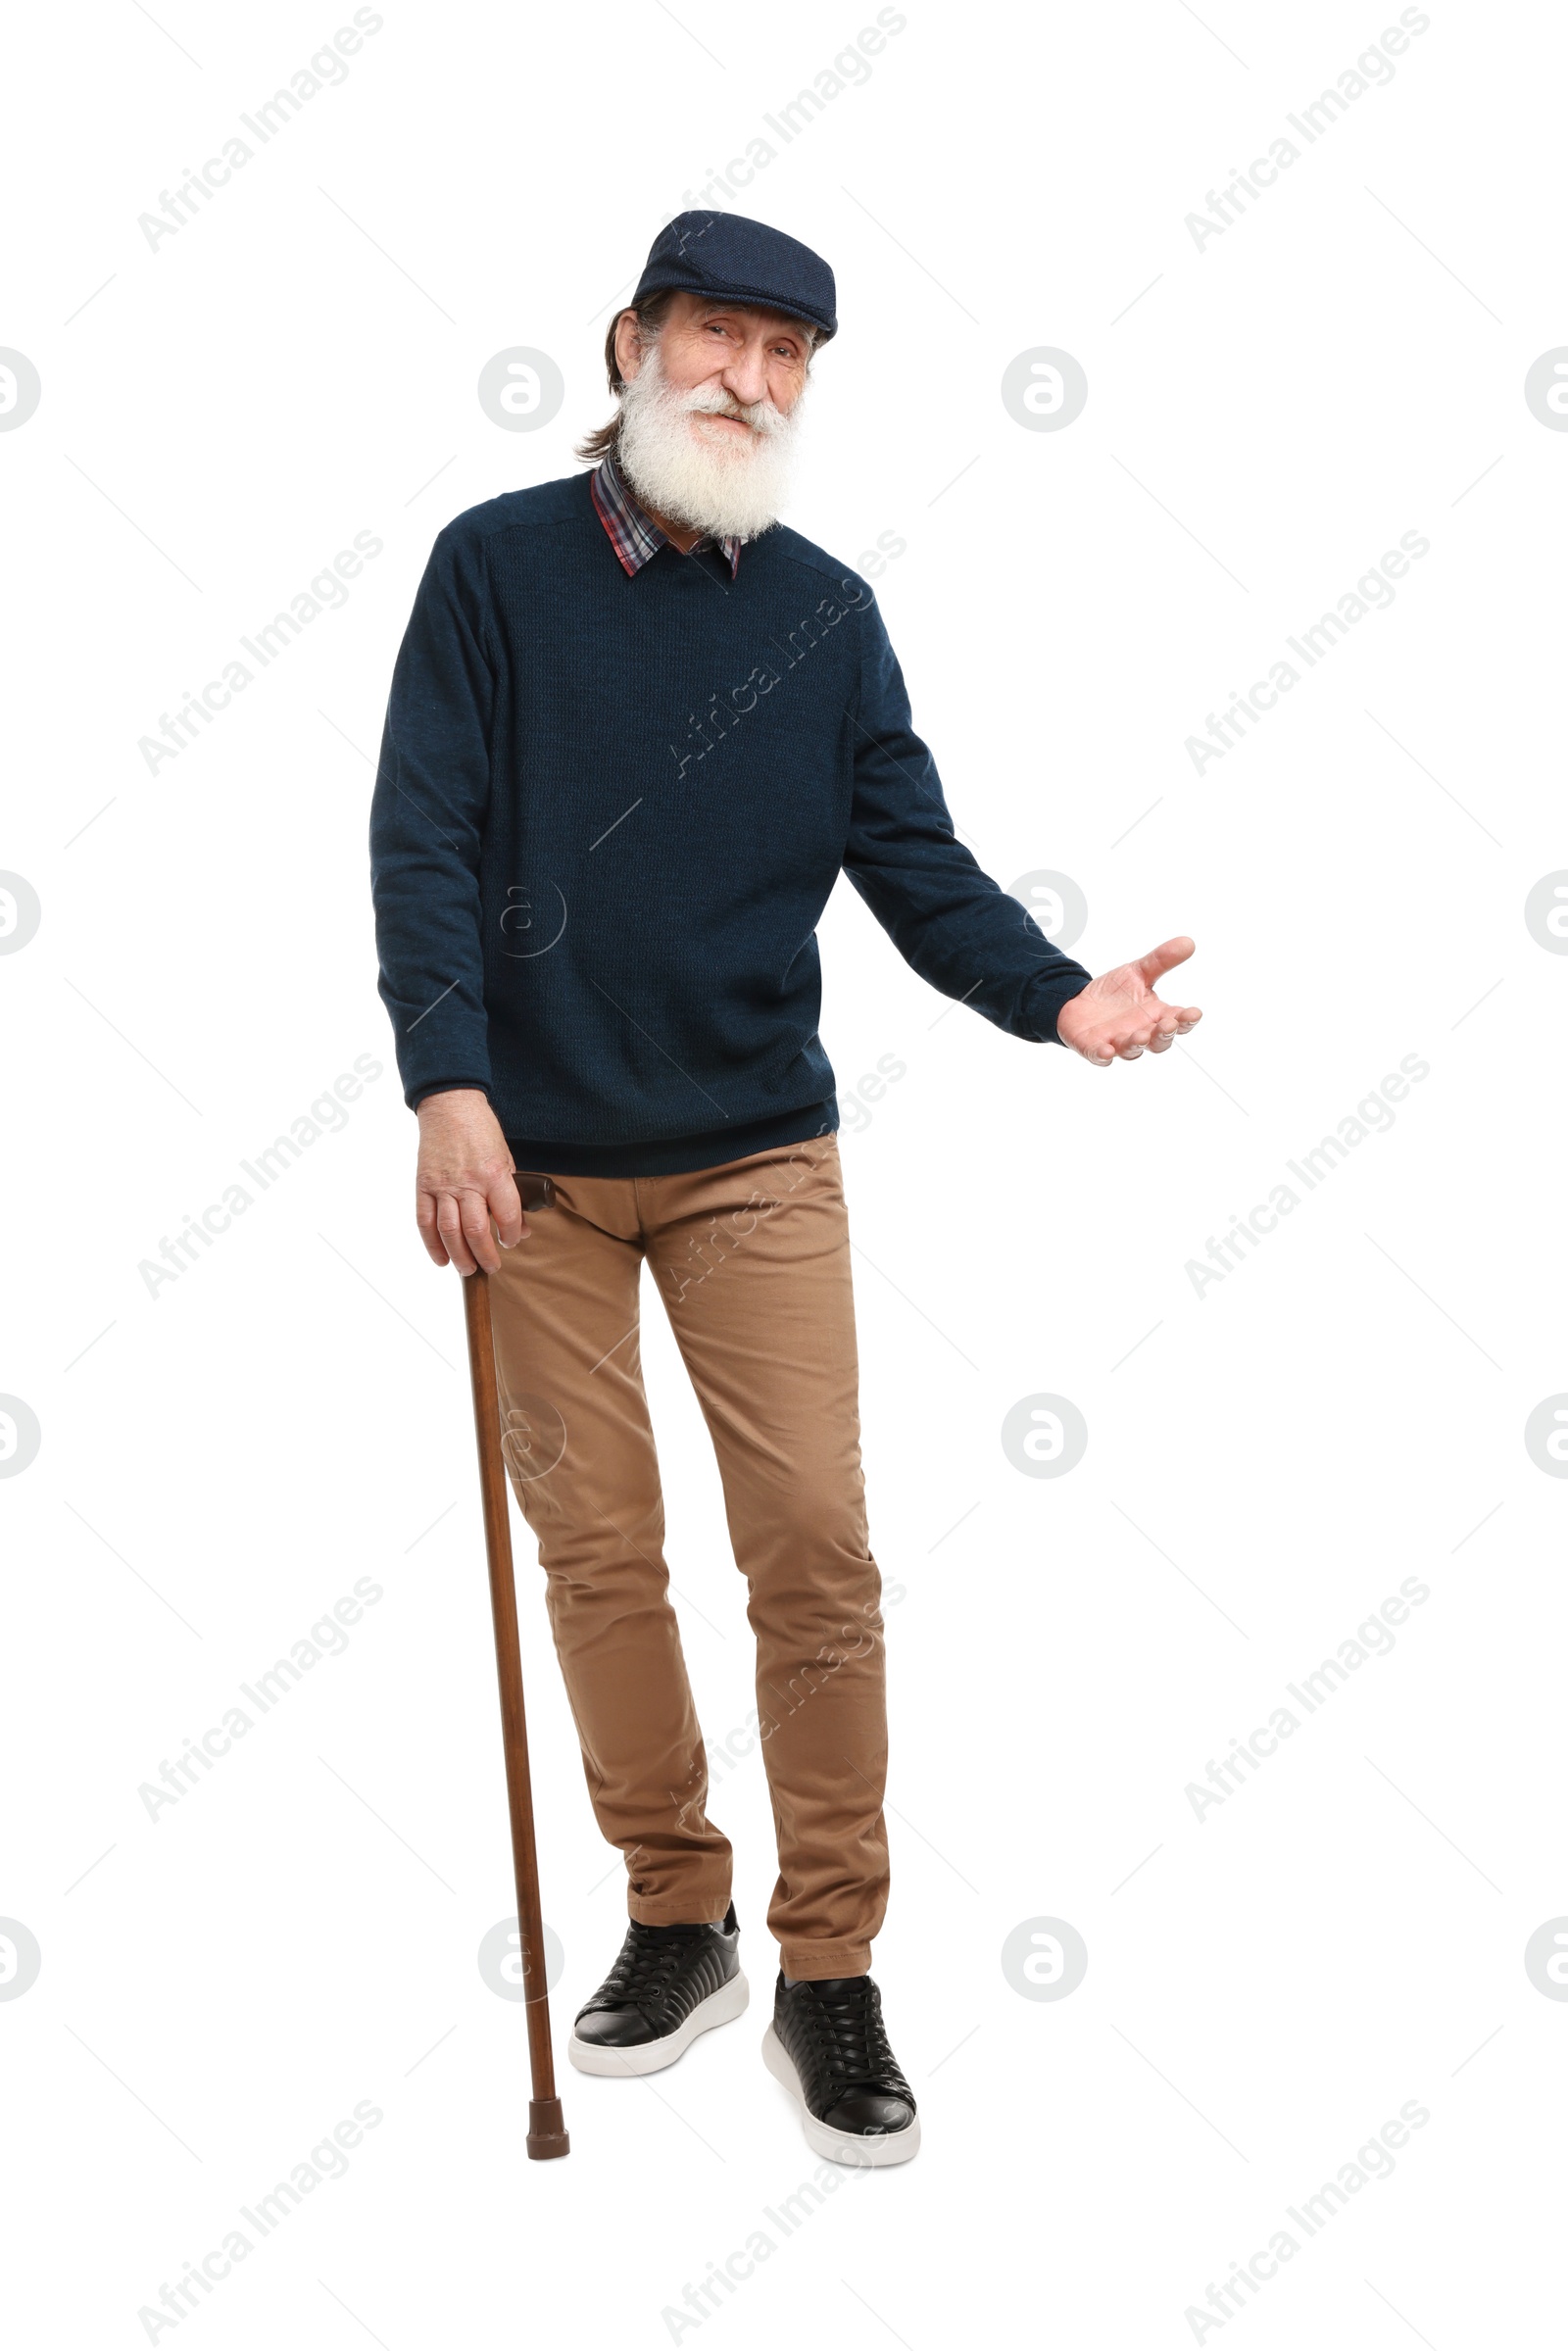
[615,341,805,543]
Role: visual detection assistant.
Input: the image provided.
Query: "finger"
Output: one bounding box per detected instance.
[458,1186,502,1275]
[436,1191,478,1278]
[1148,1029,1176,1053]
[1109,1022,1152,1054]
[1136,935,1196,987]
[416,1190,451,1269]
[489,1170,526,1250]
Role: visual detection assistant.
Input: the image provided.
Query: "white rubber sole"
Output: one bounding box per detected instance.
[567,1970,750,2077]
[760,2024,922,2167]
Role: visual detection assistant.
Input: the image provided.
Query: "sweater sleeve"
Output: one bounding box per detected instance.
[369,524,497,1109]
[842,597,1092,1043]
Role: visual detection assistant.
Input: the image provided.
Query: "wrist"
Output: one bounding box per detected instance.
[1041,978,1092,1047]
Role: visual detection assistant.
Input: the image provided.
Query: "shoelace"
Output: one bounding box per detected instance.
[600,1922,708,2009]
[795,1982,902,2090]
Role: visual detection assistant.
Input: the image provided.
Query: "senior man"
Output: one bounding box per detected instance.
[369,211,1200,2165]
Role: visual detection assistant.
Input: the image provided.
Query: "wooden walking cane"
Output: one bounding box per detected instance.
[462,1175,569,2160]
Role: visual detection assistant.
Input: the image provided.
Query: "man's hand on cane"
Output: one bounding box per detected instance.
[1055,935,1202,1067]
[416,1089,527,1275]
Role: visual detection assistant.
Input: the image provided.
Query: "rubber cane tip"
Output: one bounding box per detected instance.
[526,2097,570,2159]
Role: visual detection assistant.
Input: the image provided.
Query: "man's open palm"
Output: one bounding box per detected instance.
[1055,936,1202,1065]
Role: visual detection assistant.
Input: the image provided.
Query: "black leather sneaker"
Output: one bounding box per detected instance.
[762,1972,920,2166]
[567,1902,748,2077]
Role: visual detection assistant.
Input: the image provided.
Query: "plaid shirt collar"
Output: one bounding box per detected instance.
[591,449,742,580]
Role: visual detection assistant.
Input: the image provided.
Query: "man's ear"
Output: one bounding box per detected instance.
[613,309,644,383]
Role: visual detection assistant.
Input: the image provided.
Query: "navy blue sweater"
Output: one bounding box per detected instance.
[368,471,1092,1175]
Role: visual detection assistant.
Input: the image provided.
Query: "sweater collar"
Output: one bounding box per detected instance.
[591,450,742,580]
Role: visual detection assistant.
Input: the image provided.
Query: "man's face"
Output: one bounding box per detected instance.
[612,292,812,542]
[622,291,810,431]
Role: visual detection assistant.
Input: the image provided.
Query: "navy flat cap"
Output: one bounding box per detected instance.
[630,211,837,341]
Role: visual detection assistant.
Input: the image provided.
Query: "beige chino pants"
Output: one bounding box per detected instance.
[487,1134,889,1981]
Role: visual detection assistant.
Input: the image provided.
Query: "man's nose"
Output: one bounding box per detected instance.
[720,354,770,410]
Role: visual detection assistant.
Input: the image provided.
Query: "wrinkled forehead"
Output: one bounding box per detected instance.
[660,292,817,346]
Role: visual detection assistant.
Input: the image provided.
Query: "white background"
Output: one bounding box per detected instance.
[4,1,1565,2343]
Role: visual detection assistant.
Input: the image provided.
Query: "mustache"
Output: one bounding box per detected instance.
[676,382,790,438]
